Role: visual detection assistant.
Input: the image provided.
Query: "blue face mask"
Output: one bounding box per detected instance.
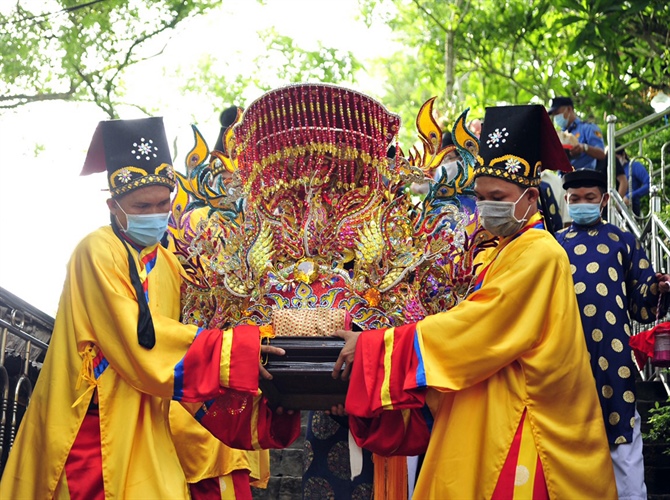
[553,113,569,130]
[115,202,169,247]
[568,198,603,226]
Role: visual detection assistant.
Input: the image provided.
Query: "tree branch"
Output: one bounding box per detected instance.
[411,0,450,34]
[0,82,79,108]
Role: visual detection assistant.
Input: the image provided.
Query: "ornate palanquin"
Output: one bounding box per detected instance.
[168,84,493,408]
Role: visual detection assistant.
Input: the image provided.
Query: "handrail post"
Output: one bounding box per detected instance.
[651,185,662,271]
[606,114,618,222]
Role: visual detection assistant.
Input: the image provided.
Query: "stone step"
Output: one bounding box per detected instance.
[252,420,306,499]
[269,448,304,477]
[252,476,301,500]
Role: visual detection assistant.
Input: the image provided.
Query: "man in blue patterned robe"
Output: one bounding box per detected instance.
[556,169,670,500]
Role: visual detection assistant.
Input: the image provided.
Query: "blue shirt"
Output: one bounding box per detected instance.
[623,160,650,215]
[556,221,662,444]
[564,117,605,170]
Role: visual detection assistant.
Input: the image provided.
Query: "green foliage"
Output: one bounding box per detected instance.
[1,0,668,145]
[180,27,361,110]
[359,0,669,147]
[644,398,670,453]
[258,29,361,86]
[0,0,219,117]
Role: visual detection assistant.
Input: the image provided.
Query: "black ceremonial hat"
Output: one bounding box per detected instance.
[81,117,175,198]
[562,168,607,190]
[213,105,241,153]
[474,105,572,188]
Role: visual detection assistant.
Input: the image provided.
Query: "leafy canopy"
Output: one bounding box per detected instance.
[0,0,219,118]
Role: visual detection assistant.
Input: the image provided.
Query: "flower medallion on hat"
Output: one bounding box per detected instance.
[132,138,158,161]
[505,158,522,174]
[486,127,508,148]
[117,167,133,184]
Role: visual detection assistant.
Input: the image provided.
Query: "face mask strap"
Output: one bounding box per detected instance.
[512,188,531,223]
[114,199,129,232]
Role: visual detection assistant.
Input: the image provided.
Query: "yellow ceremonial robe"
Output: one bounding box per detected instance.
[0,226,260,499]
[415,215,616,498]
[349,214,617,499]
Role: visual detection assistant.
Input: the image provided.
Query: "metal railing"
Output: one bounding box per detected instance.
[606,106,670,396]
[0,288,53,469]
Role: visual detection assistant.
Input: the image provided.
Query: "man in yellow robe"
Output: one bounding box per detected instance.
[0,117,298,499]
[333,105,617,499]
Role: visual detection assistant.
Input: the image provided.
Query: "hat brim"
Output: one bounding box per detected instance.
[561,169,607,190]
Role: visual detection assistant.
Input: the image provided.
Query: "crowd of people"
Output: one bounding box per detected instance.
[0,85,667,500]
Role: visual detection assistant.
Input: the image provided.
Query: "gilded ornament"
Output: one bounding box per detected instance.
[363,288,381,307]
[295,258,319,284]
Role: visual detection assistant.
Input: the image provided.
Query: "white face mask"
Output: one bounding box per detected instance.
[115,201,169,247]
[553,112,569,130]
[433,160,459,183]
[476,188,531,237]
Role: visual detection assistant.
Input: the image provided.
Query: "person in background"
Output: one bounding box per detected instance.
[540,169,570,228]
[548,96,605,170]
[213,105,241,153]
[616,148,650,216]
[556,169,670,500]
[467,118,482,138]
[539,169,563,232]
[595,150,629,199]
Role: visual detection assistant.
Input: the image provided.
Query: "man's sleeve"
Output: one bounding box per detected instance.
[632,162,650,199]
[345,324,431,456]
[587,124,605,149]
[70,235,260,403]
[184,392,301,450]
[627,238,666,322]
